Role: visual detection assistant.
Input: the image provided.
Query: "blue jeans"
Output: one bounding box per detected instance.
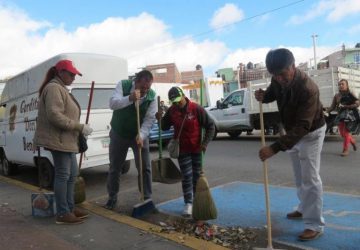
[51,150,78,216]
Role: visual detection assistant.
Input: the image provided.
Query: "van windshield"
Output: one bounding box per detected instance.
[71,88,113,109]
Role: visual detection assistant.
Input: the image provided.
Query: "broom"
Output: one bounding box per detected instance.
[253,101,283,250]
[74,81,95,204]
[192,166,217,221]
[192,79,217,221]
[131,99,156,218]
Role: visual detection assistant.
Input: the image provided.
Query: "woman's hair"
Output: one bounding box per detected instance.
[39,66,58,96]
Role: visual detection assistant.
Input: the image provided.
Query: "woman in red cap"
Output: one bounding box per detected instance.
[34,59,93,225]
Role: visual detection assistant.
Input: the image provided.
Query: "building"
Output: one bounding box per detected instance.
[319,43,360,70]
[236,62,271,88]
[181,64,204,85]
[145,63,182,83]
[214,62,271,97]
[181,65,205,104]
[143,63,205,104]
[215,68,238,96]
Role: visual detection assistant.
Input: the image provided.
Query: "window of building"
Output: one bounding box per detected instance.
[189,89,198,101]
[354,52,360,64]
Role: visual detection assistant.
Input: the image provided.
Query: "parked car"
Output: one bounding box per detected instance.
[149,121,174,145]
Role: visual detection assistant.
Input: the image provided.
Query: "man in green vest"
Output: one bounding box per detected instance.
[105,70,157,210]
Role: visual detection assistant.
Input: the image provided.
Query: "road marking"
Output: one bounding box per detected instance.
[0,175,226,250]
[324,209,360,217]
[0,175,50,192]
[159,181,360,250]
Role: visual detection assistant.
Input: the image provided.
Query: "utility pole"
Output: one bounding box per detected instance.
[311,34,318,70]
[237,64,240,89]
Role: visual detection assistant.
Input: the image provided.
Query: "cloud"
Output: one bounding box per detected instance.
[288,0,360,24]
[0,5,228,79]
[0,5,52,77]
[348,24,360,34]
[210,3,245,30]
[0,4,347,81]
[326,0,360,22]
[220,46,338,70]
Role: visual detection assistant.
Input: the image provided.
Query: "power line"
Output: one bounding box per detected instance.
[128,0,305,59]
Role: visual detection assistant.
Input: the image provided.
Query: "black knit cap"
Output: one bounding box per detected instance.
[265,48,295,74]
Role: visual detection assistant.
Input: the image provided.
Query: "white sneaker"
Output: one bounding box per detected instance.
[182,203,192,217]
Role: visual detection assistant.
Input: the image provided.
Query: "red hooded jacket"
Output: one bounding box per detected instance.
[161,98,214,153]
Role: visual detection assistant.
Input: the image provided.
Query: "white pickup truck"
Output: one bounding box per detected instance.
[0,53,134,187]
[206,66,360,138]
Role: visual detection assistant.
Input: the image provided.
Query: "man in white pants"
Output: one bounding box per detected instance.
[255,48,326,241]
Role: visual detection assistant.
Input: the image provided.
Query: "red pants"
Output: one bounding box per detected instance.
[338,121,355,151]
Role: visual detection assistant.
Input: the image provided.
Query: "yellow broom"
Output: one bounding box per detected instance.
[192,79,217,221]
[192,168,217,221]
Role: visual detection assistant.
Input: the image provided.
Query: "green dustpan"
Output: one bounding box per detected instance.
[151,96,182,184]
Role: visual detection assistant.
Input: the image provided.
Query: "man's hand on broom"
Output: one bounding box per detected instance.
[155,111,163,121]
[259,146,275,161]
[129,89,141,102]
[200,144,207,152]
[136,134,144,148]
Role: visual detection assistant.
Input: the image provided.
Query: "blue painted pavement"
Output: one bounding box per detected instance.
[158,182,360,250]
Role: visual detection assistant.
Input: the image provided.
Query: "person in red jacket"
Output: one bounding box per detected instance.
[157,87,215,217]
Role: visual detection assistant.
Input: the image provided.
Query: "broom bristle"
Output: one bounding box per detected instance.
[192,175,217,221]
[74,176,86,204]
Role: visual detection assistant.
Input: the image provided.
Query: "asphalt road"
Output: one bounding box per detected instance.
[5,133,360,214]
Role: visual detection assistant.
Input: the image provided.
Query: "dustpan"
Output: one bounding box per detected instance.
[151,96,182,184]
[32,147,56,217]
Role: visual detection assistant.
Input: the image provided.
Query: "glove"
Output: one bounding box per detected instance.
[82,124,93,136]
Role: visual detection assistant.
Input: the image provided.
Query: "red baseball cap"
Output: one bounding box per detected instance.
[55,60,82,76]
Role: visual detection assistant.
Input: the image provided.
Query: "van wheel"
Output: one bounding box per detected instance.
[121,160,131,174]
[38,158,54,188]
[2,157,18,176]
[228,131,242,138]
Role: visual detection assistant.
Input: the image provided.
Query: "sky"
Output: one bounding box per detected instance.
[0,0,360,79]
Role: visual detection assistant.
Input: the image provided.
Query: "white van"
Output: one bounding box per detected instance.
[0,53,134,187]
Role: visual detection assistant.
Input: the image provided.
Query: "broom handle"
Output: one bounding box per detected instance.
[259,101,273,248]
[79,81,95,171]
[37,147,43,191]
[136,99,144,201]
[157,96,162,159]
[200,79,204,171]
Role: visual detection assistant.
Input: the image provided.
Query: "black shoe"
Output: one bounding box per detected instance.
[286,210,303,220]
[104,199,117,210]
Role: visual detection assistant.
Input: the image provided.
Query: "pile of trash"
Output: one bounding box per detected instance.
[152,219,260,249]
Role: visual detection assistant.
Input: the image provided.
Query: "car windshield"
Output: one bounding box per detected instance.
[71,88,113,109]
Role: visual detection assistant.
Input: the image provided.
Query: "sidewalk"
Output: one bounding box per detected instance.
[0,178,192,250]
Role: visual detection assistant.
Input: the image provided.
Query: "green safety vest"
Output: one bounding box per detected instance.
[110,80,155,138]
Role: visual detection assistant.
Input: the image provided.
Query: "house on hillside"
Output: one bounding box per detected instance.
[319,43,360,70]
